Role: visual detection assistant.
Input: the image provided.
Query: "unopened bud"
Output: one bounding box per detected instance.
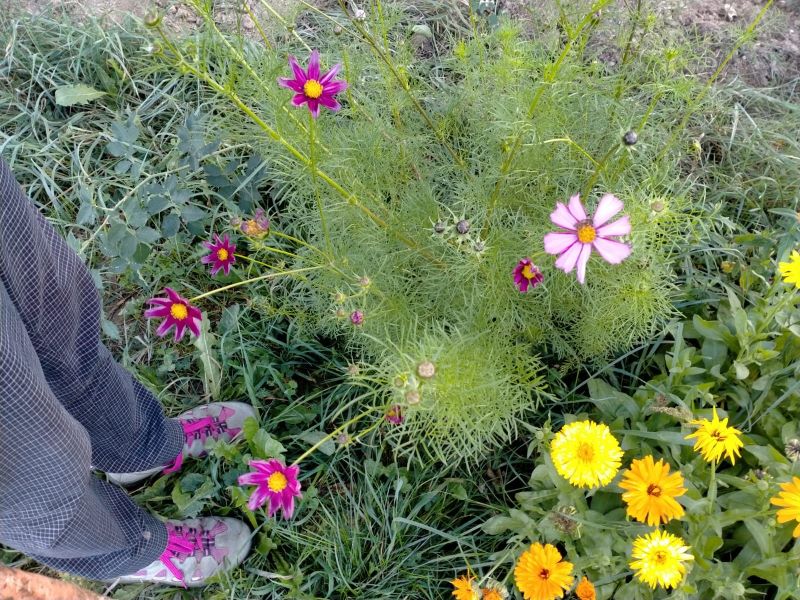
[143,10,162,27]
[417,361,435,379]
[720,261,734,274]
[623,130,638,146]
[405,390,420,405]
[650,200,665,213]
[434,221,446,234]
[456,220,470,234]
[334,24,344,35]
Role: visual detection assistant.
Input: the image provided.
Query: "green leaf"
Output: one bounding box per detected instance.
[298,430,336,456]
[193,313,222,400]
[251,429,285,460]
[55,84,106,106]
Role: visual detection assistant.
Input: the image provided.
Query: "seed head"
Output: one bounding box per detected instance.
[550,505,580,536]
[720,261,734,274]
[623,130,638,146]
[434,221,446,234]
[786,438,800,462]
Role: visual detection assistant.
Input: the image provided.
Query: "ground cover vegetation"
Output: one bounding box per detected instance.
[1,1,800,598]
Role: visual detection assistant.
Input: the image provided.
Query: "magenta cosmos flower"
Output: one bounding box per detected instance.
[238,459,302,518]
[543,193,632,284]
[513,258,544,292]
[201,233,236,276]
[144,287,202,341]
[278,49,348,118]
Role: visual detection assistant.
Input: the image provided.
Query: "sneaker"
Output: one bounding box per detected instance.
[115,517,252,588]
[107,402,256,486]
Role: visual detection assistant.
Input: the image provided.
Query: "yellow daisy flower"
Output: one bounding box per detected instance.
[779,250,800,288]
[630,530,693,589]
[575,577,596,600]
[451,575,479,600]
[771,476,800,537]
[514,542,574,600]
[619,455,687,525]
[685,407,743,464]
[550,420,623,488]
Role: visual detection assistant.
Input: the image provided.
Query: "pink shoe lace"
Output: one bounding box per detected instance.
[163,408,240,474]
[158,522,229,587]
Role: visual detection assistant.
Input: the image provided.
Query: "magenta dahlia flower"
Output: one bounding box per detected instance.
[278,49,348,118]
[201,233,236,276]
[144,287,202,341]
[238,459,302,518]
[385,405,404,425]
[543,193,632,284]
[513,258,544,292]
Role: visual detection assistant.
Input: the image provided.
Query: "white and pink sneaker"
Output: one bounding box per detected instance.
[107,402,256,486]
[115,517,252,588]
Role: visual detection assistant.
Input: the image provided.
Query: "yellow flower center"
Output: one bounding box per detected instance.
[539,568,550,580]
[217,248,229,261]
[576,222,597,244]
[170,303,188,320]
[647,483,662,497]
[577,442,595,462]
[304,79,323,99]
[267,472,288,492]
[654,550,667,564]
[522,264,536,280]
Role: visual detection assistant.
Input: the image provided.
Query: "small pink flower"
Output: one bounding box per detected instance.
[201,233,236,276]
[543,193,632,284]
[350,310,364,326]
[238,459,302,518]
[385,405,404,425]
[233,208,271,238]
[144,287,202,341]
[513,258,544,292]
[278,49,348,118]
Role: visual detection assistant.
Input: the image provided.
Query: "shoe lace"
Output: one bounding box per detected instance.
[159,528,197,588]
[163,415,230,474]
[159,522,229,587]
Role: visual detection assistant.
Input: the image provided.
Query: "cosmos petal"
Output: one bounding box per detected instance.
[593,237,632,264]
[567,194,587,222]
[575,243,592,284]
[554,241,584,273]
[596,215,631,237]
[319,63,341,84]
[550,202,578,230]
[278,77,305,93]
[592,193,624,227]
[291,93,308,107]
[307,49,321,80]
[318,95,341,111]
[287,55,306,82]
[544,231,578,255]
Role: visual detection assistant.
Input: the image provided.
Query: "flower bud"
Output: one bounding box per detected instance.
[786,438,800,462]
[720,261,734,274]
[143,10,163,27]
[623,130,638,146]
[359,276,371,287]
[333,24,344,35]
[350,310,364,326]
[434,221,446,234]
[417,361,435,379]
[405,390,420,405]
[650,200,665,213]
[456,220,470,234]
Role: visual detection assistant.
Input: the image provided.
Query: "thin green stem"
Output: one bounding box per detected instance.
[336,0,467,171]
[234,253,273,269]
[483,0,612,230]
[541,137,599,167]
[309,112,332,253]
[655,0,774,164]
[189,265,326,302]
[255,0,312,52]
[291,407,381,465]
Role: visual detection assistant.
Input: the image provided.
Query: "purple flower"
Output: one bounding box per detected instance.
[144,288,203,341]
[201,233,236,276]
[234,208,270,238]
[238,459,302,518]
[543,193,632,284]
[350,310,364,325]
[278,49,348,118]
[385,405,404,425]
[513,258,544,292]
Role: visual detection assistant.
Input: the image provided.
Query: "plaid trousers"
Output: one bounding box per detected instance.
[0,158,184,579]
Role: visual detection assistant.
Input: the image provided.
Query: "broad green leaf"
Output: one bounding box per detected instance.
[193,313,221,400]
[298,430,336,456]
[55,84,106,106]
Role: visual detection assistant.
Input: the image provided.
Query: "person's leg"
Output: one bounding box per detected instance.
[0,284,169,578]
[0,158,183,473]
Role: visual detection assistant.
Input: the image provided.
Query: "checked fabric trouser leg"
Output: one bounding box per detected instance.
[0,158,185,579]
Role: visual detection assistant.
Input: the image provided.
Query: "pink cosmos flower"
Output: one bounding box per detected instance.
[144,287,203,341]
[350,310,364,325]
[513,258,544,292]
[238,459,302,518]
[543,193,632,284]
[385,405,404,425]
[201,233,236,276]
[278,49,348,118]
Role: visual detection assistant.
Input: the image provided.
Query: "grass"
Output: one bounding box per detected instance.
[1,2,800,599]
